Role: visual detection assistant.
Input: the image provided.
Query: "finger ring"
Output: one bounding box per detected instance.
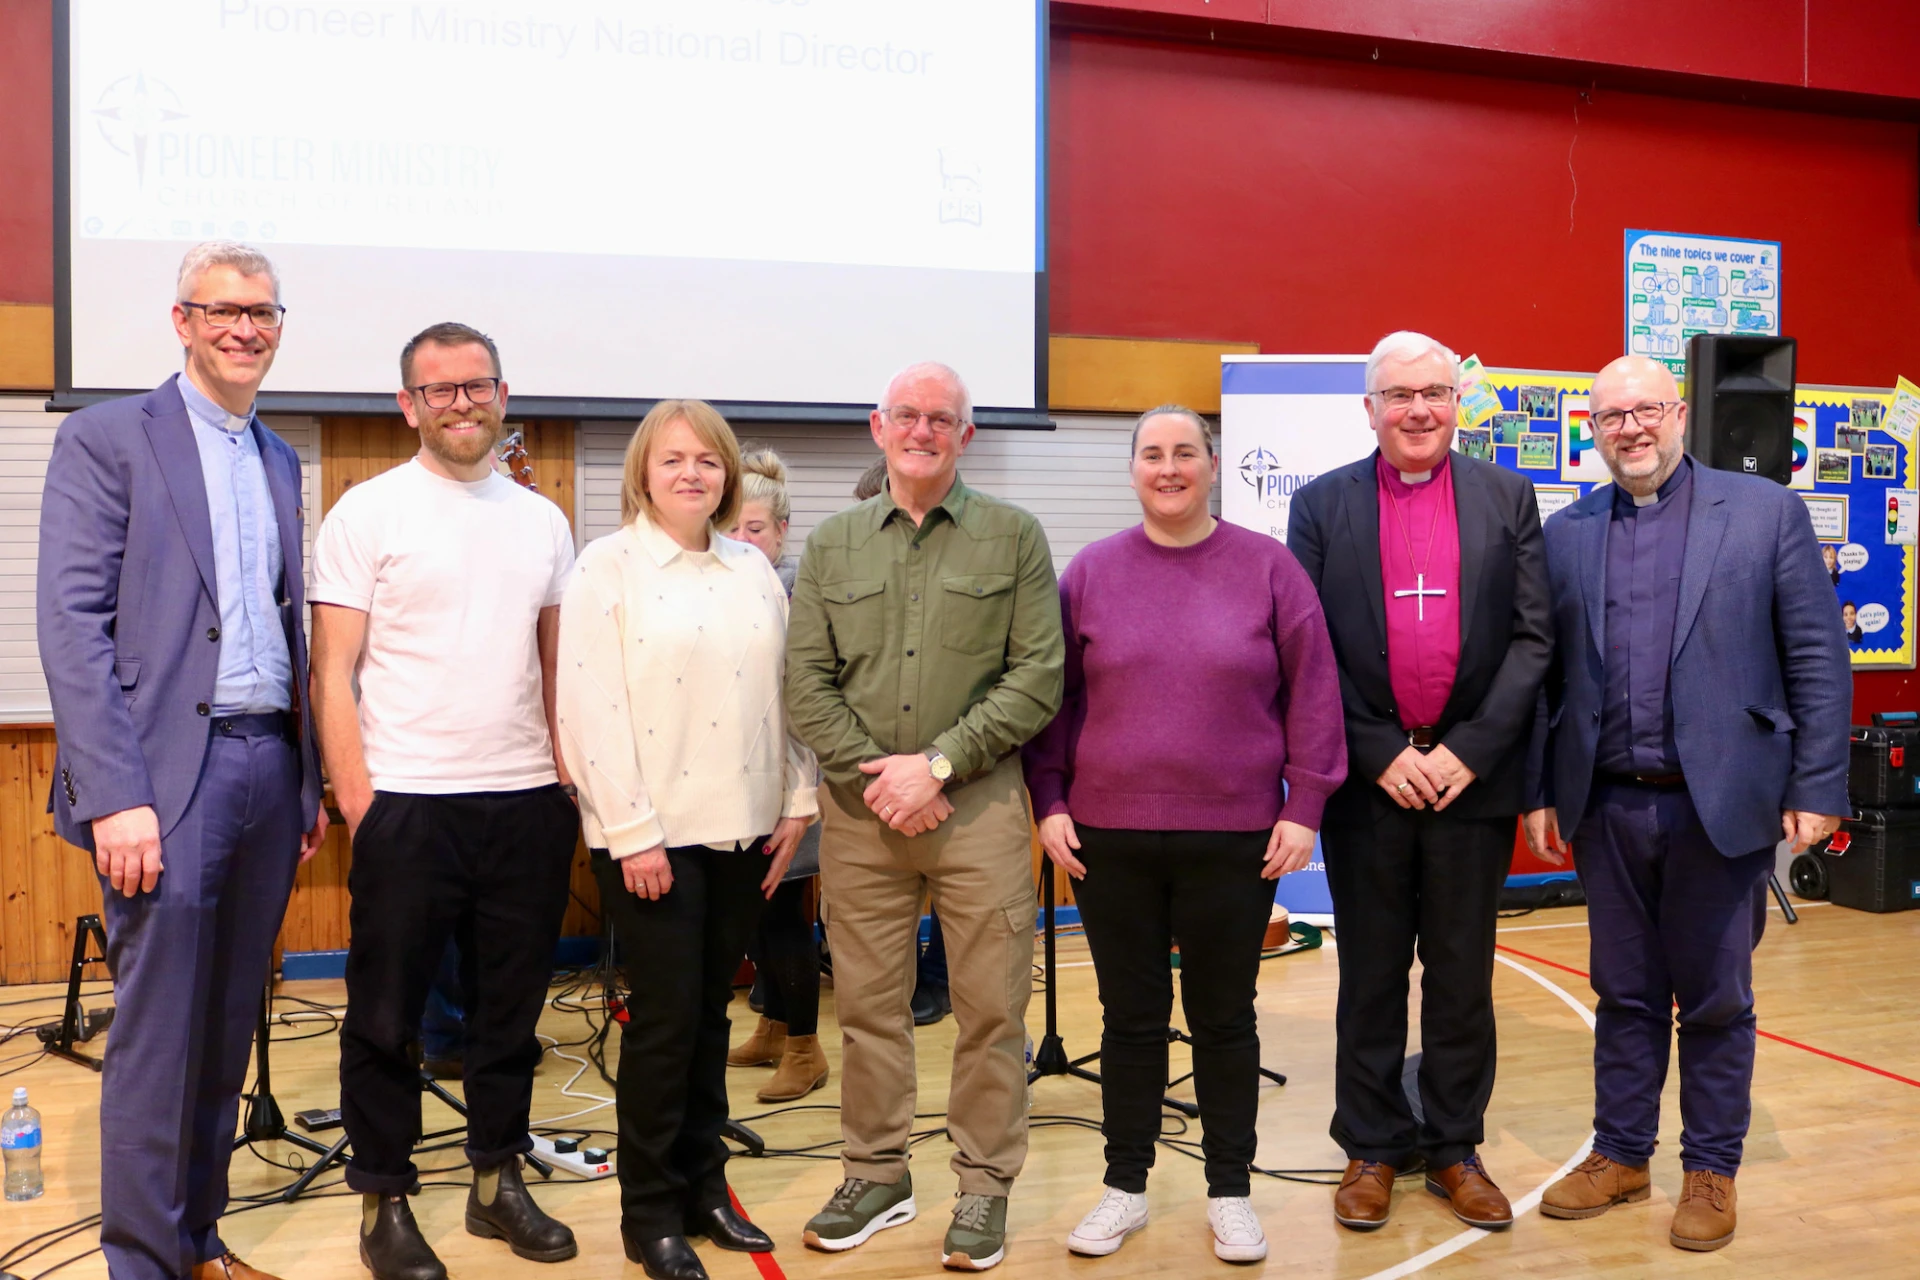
[883,804,894,816]
[1395,782,1409,792]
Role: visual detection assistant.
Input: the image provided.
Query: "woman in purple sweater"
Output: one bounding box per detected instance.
[1023,405,1347,1264]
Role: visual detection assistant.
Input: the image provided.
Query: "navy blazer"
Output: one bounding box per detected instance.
[1287,450,1552,819]
[36,376,323,851]
[1526,464,1851,856]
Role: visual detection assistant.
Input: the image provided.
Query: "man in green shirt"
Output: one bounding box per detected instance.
[786,361,1064,1272]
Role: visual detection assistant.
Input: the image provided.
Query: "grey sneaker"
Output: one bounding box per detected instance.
[802,1175,916,1252]
[942,1193,1008,1271]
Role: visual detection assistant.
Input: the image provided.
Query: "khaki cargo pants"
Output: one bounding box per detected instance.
[818,753,1037,1196]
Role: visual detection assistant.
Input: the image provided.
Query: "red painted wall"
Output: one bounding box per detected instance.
[1048,29,1920,729]
[0,3,53,305]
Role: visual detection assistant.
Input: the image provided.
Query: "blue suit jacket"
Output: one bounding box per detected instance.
[36,377,323,851]
[1526,464,1851,856]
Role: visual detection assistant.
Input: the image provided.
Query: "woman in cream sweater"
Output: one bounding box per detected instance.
[557,399,816,1280]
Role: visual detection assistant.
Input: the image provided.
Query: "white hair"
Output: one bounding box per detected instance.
[176,240,280,302]
[878,361,972,423]
[1364,330,1458,393]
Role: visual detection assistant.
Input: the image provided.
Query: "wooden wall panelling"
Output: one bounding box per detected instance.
[0,728,104,985]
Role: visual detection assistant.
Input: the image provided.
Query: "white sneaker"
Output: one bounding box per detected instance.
[1066,1186,1149,1256]
[1208,1196,1268,1263]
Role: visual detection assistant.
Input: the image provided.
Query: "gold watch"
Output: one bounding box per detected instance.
[925,750,954,783]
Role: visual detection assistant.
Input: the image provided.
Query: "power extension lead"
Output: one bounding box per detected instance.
[529,1135,614,1180]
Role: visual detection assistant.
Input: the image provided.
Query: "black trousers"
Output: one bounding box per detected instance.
[340,786,578,1193]
[594,841,770,1236]
[1321,789,1512,1169]
[1072,825,1277,1197]
[750,879,820,1037]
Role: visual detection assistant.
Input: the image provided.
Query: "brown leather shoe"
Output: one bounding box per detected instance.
[1333,1159,1396,1231]
[1425,1155,1512,1230]
[1669,1169,1736,1251]
[1541,1152,1652,1220]
[728,1017,787,1068]
[758,1033,829,1102]
[191,1251,284,1280]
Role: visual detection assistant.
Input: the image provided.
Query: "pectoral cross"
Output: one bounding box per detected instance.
[1394,573,1447,621]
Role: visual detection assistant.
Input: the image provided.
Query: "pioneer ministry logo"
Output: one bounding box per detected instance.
[1238,447,1282,498]
[92,73,188,187]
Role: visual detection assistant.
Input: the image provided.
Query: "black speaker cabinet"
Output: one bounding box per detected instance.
[1684,334,1797,486]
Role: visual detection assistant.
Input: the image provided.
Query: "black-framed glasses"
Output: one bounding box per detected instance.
[179,300,285,329]
[882,405,966,434]
[408,378,502,409]
[1592,401,1678,434]
[1368,385,1456,410]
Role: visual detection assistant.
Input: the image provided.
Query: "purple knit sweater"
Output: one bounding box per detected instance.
[1022,521,1348,832]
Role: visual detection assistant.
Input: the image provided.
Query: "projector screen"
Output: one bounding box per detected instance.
[58,0,1045,417]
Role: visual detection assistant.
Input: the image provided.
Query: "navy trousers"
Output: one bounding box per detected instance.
[1573,781,1773,1176]
[98,724,301,1280]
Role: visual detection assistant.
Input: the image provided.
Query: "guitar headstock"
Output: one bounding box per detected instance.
[497,428,537,491]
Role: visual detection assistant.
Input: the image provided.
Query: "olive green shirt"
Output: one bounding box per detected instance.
[785,476,1065,792]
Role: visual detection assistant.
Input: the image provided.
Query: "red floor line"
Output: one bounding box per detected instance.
[730,1185,788,1280]
[1493,943,1920,1091]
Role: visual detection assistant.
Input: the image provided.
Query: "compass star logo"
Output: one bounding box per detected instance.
[1238,447,1280,491]
[92,73,188,187]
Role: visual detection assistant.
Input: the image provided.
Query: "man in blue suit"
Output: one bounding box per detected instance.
[38,242,326,1280]
[1523,354,1848,1252]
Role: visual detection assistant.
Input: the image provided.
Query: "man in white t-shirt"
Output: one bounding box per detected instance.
[310,323,580,1280]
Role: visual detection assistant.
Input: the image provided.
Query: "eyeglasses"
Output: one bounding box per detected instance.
[881,405,966,434]
[1591,401,1678,433]
[178,300,286,330]
[408,378,502,409]
[1369,385,1456,410]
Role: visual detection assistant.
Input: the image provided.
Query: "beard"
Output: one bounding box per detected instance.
[420,413,503,470]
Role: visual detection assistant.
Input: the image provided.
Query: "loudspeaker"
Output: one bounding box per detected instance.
[1684,334,1797,486]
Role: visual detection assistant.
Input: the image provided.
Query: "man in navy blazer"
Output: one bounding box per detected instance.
[38,242,325,1280]
[1523,355,1848,1252]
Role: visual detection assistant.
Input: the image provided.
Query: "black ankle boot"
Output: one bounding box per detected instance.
[359,1193,448,1280]
[465,1158,578,1262]
[621,1228,709,1280]
[685,1203,774,1252]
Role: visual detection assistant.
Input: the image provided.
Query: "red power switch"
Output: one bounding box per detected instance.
[1893,747,1907,768]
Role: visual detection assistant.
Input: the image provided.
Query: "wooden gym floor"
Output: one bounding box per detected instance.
[1,896,1916,1279]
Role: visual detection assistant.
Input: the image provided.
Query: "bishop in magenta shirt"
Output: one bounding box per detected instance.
[1376,452,1462,730]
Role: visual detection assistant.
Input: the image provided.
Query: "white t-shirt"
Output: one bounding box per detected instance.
[310,459,576,793]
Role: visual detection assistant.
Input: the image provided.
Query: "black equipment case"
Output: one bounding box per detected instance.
[1820,807,1920,913]
[1849,723,1920,808]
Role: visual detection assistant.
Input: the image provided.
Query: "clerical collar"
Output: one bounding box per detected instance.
[1621,457,1690,508]
[1400,469,1432,485]
[177,371,254,436]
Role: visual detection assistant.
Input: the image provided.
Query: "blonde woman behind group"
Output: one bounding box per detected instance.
[725,446,831,1103]
[557,401,818,1280]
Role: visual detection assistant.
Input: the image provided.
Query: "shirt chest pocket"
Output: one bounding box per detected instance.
[940,573,1016,656]
[822,578,888,655]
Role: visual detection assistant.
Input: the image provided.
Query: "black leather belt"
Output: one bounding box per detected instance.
[1598,770,1687,789]
[1408,725,1438,749]
[214,712,290,739]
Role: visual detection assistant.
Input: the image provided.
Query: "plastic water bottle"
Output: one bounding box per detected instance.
[2,1087,43,1201]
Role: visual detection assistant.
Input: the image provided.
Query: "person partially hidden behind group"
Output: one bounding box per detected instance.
[559,401,817,1280]
[725,445,833,1104]
[1023,405,1347,1263]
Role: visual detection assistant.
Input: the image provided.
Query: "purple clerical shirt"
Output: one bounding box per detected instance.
[1376,452,1462,730]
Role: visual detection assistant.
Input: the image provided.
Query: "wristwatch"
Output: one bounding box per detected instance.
[925,750,954,783]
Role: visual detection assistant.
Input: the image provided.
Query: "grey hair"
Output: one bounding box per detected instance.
[1130,404,1216,457]
[1364,330,1458,393]
[176,241,280,301]
[878,361,972,423]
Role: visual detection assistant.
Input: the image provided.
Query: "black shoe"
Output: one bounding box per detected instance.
[621,1229,709,1280]
[685,1203,774,1252]
[911,983,950,1027]
[465,1158,579,1262]
[359,1193,448,1280]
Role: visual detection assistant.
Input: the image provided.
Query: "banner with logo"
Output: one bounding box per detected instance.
[1218,356,1372,922]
